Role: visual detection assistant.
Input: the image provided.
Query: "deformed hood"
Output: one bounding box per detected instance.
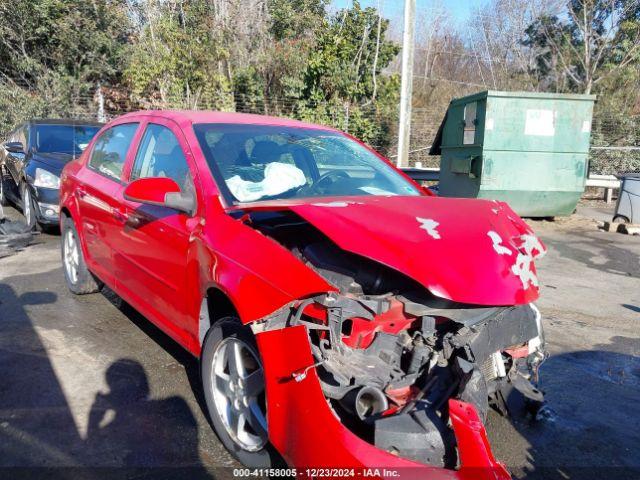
[241,195,546,306]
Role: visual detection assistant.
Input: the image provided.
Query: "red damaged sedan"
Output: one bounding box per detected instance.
[59,111,547,478]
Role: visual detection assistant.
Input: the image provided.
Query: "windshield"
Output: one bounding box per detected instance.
[194,124,420,203]
[34,124,101,155]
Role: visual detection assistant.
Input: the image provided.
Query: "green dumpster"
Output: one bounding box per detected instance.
[430,90,596,217]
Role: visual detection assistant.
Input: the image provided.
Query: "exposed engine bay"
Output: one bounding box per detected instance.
[244,209,548,469]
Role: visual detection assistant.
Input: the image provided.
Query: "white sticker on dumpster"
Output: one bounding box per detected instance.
[524,109,555,136]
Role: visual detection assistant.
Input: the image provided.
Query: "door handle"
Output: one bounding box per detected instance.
[112,208,128,224]
[113,208,142,227]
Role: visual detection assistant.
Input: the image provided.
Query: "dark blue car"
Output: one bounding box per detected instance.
[0,119,102,230]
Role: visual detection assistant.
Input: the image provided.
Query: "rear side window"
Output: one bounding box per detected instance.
[131,124,192,190]
[89,123,139,181]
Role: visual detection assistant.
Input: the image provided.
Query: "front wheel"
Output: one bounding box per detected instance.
[0,166,10,207]
[21,182,37,230]
[201,318,278,467]
[61,215,100,294]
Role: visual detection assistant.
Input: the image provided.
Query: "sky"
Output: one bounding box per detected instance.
[329,0,485,26]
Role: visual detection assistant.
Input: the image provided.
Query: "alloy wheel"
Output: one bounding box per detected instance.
[63,228,80,285]
[23,186,32,226]
[210,337,267,452]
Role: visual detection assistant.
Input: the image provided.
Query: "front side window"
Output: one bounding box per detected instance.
[89,123,139,181]
[194,124,420,204]
[131,124,192,190]
[34,124,101,155]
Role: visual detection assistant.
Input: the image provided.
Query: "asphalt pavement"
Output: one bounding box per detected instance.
[0,204,638,479]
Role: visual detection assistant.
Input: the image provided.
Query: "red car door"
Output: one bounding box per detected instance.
[75,122,141,286]
[110,118,201,347]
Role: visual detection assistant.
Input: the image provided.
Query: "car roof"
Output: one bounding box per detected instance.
[28,118,104,127]
[116,110,340,132]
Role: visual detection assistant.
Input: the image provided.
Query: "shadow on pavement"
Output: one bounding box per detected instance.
[621,304,640,314]
[99,286,208,419]
[86,358,206,469]
[544,232,639,278]
[490,335,640,480]
[0,281,214,479]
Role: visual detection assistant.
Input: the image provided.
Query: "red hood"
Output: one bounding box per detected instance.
[236,196,546,306]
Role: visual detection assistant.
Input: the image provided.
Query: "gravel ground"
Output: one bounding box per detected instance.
[0,204,638,479]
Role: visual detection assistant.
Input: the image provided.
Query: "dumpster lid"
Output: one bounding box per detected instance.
[448,90,596,106]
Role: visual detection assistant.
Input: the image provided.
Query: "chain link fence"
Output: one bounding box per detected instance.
[397,107,640,175]
[589,114,640,175]
[1,80,639,175]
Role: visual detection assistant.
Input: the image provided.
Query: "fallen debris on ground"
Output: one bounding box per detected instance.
[0,216,34,258]
[599,221,640,235]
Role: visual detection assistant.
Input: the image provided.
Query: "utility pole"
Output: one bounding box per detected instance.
[396,0,416,168]
[96,82,106,123]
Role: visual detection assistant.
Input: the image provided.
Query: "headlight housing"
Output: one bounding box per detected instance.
[33,168,60,189]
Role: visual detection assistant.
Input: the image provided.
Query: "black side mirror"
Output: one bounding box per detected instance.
[4,142,24,154]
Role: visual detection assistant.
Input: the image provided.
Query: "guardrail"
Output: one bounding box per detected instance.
[401,169,621,203]
[400,167,440,182]
[585,174,620,203]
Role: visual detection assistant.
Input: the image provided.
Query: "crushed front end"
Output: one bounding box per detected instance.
[236,197,548,476]
[254,291,545,476]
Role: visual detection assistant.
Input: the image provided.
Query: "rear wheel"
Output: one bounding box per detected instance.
[201,318,276,467]
[61,215,100,294]
[613,215,630,224]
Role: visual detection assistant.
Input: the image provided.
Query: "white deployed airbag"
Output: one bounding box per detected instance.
[226,162,306,202]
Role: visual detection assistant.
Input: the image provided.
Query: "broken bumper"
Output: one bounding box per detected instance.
[256,326,511,480]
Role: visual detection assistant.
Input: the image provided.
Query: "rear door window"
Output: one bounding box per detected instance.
[89,123,139,181]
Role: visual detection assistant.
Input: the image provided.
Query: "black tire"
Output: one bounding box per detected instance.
[0,166,10,207]
[613,215,630,224]
[61,214,100,294]
[20,182,38,231]
[201,317,280,468]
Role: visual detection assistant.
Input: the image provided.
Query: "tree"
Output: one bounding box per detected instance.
[0,0,130,87]
[232,0,326,115]
[268,0,327,40]
[524,0,640,94]
[124,0,232,110]
[232,0,401,150]
[0,0,131,129]
[523,14,574,91]
[304,1,399,104]
[291,1,400,148]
